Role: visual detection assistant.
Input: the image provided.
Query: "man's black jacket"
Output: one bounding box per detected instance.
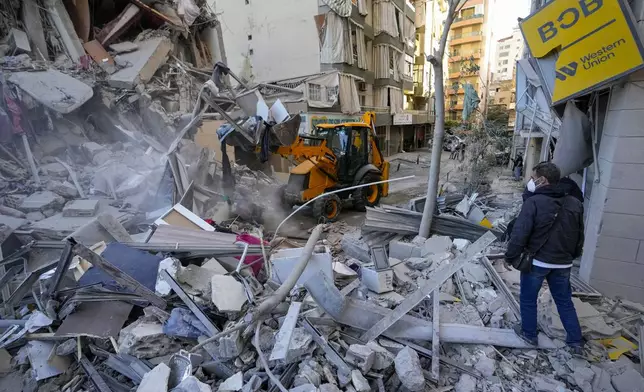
[506,185,584,266]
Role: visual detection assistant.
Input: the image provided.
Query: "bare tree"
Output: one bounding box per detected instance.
[418,0,464,238]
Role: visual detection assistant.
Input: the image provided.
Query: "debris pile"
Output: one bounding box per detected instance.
[0,1,644,392]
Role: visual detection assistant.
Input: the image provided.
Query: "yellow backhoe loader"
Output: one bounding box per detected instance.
[275,112,390,222]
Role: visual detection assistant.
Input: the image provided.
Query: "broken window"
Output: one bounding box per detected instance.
[309,84,322,101]
[327,85,339,103]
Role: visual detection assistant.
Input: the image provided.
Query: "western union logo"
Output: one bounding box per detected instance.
[556,63,578,81]
[520,0,644,104]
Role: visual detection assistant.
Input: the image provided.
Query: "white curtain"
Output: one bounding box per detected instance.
[404,16,415,48]
[374,86,388,108]
[374,44,389,78]
[355,26,367,70]
[322,0,352,17]
[373,0,399,37]
[389,87,403,114]
[391,47,403,81]
[344,20,354,66]
[321,12,347,64]
[339,74,361,114]
[357,0,368,16]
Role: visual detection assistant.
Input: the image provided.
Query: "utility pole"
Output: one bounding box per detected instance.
[418,0,461,238]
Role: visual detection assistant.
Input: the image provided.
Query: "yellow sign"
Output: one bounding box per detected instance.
[520,0,644,104]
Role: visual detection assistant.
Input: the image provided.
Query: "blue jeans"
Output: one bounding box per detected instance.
[520,266,583,346]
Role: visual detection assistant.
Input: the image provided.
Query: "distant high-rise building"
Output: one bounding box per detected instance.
[493,26,524,81]
[444,0,494,121]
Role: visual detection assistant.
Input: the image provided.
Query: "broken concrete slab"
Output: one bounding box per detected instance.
[45,0,85,63]
[421,235,452,256]
[177,264,218,294]
[109,37,173,88]
[202,258,228,274]
[41,162,69,177]
[47,181,79,199]
[31,208,130,242]
[0,205,26,219]
[173,376,210,392]
[7,69,93,113]
[344,344,375,373]
[7,28,31,54]
[611,368,644,392]
[137,363,170,392]
[211,275,247,313]
[394,347,425,391]
[62,199,99,217]
[351,370,370,392]
[119,319,182,358]
[366,341,395,370]
[272,246,333,286]
[219,371,243,391]
[455,374,477,392]
[389,240,422,260]
[270,301,302,361]
[109,41,139,53]
[21,0,48,59]
[19,191,65,212]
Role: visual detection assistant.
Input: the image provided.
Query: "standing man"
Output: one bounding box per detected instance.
[505,162,584,353]
[512,152,524,181]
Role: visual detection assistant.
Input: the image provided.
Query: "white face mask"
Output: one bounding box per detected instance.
[526,179,537,193]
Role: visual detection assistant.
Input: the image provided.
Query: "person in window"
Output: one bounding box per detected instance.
[505,162,584,354]
[512,152,523,181]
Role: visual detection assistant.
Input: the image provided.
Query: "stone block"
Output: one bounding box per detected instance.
[590,258,644,288]
[18,191,64,212]
[218,371,243,391]
[8,28,30,53]
[26,212,45,222]
[217,328,243,359]
[285,328,313,362]
[394,347,425,391]
[4,194,27,209]
[595,235,639,262]
[455,374,477,392]
[82,141,106,155]
[41,162,68,177]
[389,240,422,260]
[360,267,393,294]
[351,370,370,392]
[62,199,99,217]
[421,235,452,256]
[601,213,644,240]
[202,258,228,274]
[344,344,375,373]
[378,338,404,355]
[604,188,644,216]
[108,38,173,88]
[109,41,139,53]
[0,205,25,219]
[118,320,181,358]
[211,275,247,313]
[47,181,78,198]
[137,363,170,392]
[366,341,395,370]
[178,265,218,294]
[341,235,371,263]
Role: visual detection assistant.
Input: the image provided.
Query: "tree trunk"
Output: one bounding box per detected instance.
[418,0,459,238]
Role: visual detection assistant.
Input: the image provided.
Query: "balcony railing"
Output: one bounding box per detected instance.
[453,13,484,23]
[450,31,483,40]
[449,49,483,58]
[361,106,390,113]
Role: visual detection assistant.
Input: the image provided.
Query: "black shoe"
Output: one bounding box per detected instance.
[513,324,538,346]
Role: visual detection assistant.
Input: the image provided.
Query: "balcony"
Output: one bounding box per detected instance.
[449,31,483,46]
[413,82,426,96]
[452,13,484,28]
[449,49,482,63]
[448,68,479,80]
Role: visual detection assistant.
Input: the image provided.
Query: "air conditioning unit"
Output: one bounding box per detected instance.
[358,82,367,91]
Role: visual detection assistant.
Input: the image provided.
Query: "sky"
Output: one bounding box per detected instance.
[491,0,531,40]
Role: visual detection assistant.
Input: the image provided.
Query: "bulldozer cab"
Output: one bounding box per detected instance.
[313,125,372,184]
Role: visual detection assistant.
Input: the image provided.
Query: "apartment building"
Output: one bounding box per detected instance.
[445,0,493,121]
[493,27,523,81]
[209,0,432,156]
[413,0,448,133]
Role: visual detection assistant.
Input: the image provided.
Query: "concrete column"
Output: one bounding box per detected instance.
[386,125,391,157]
[580,69,644,301]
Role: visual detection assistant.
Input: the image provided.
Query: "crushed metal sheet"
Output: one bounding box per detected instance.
[26,341,71,381]
[56,301,133,338]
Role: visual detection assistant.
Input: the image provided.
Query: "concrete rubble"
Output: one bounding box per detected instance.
[0,1,642,392]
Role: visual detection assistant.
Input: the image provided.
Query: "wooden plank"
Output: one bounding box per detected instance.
[84,40,116,73]
[358,232,497,343]
[71,242,166,309]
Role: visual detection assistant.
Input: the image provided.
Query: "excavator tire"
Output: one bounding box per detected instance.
[312,194,342,222]
[353,173,382,212]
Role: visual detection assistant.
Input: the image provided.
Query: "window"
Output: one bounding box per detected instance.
[500,51,509,57]
[504,44,511,49]
[501,68,508,72]
[245,0,249,4]
[502,60,508,65]
[327,86,339,102]
[247,35,252,40]
[249,48,254,55]
[309,84,322,101]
